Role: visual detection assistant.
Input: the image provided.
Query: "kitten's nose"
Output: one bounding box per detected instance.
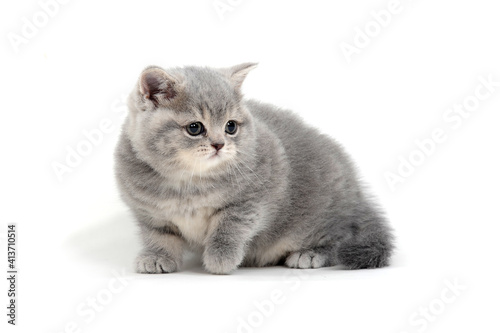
[211,142,225,151]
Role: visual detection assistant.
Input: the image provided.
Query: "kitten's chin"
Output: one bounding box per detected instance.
[208,151,223,161]
[201,153,225,169]
[184,153,227,174]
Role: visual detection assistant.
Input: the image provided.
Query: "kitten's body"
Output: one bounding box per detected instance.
[115,64,394,274]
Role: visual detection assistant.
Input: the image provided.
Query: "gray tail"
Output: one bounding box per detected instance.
[337,230,394,269]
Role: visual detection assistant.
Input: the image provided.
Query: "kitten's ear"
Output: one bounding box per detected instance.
[223,62,258,89]
[139,67,181,108]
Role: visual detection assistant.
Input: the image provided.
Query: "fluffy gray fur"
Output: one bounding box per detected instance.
[114,63,394,274]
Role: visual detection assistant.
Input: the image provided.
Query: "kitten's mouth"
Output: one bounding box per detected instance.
[209,152,221,159]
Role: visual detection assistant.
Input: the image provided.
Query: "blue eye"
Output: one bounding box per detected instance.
[225,121,237,134]
[187,122,204,136]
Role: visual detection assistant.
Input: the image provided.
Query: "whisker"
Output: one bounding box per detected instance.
[233,155,273,197]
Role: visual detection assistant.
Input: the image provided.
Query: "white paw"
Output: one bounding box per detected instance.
[285,250,327,269]
[136,253,179,273]
[203,257,238,275]
[203,247,243,275]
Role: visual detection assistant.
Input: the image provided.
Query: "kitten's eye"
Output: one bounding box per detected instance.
[225,121,237,134]
[187,122,204,136]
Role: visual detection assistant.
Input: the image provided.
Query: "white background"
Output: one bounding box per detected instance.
[1,0,499,332]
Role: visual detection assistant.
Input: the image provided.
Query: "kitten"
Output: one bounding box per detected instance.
[114,63,394,274]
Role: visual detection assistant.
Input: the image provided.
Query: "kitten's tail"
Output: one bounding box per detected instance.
[337,225,394,269]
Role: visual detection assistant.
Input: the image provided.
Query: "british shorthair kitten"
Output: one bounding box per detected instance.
[115,63,394,274]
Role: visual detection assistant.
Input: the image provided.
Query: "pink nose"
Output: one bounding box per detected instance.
[211,143,225,151]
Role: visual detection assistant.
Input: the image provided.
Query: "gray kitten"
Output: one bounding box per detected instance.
[114,63,394,274]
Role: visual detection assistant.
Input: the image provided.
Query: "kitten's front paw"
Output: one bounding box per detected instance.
[202,247,243,275]
[285,250,327,269]
[136,252,179,274]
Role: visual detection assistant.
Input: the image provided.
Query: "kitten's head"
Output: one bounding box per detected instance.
[126,63,257,177]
